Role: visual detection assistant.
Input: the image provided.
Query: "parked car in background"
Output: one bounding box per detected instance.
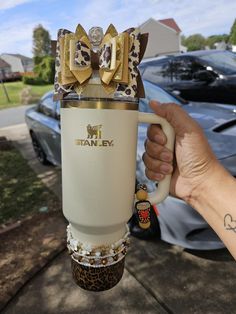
[25,81,236,249]
[137,81,236,250]
[25,91,61,166]
[139,50,236,105]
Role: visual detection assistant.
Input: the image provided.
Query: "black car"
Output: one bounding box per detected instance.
[139,50,236,105]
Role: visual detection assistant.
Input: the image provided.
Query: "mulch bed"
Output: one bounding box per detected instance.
[0,210,67,311]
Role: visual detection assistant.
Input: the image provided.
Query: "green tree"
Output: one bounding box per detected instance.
[184,34,206,51]
[33,24,51,57]
[229,19,236,45]
[181,34,186,46]
[206,34,229,49]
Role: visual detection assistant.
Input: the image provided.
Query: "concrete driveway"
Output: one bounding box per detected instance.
[0,104,34,128]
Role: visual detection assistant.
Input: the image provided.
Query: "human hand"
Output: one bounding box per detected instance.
[143,100,220,203]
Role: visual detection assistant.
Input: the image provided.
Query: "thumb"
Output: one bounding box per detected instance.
[149,100,198,135]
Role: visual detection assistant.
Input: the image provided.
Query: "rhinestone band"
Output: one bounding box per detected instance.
[67,224,130,268]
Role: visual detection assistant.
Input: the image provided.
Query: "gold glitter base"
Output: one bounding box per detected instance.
[71,258,125,292]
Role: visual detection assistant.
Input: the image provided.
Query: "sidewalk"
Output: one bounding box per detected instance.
[0,105,33,128]
[1,124,236,314]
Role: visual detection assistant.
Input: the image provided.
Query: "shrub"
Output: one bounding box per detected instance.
[22,76,45,85]
[33,55,45,66]
[34,56,55,84]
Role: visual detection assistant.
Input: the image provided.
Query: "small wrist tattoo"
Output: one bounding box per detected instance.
[224,214,236,233]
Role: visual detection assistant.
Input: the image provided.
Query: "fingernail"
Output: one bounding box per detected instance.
[154,135,164,144]
[160,164,172,174]
[154,173,164,181]
[160,152,172,162]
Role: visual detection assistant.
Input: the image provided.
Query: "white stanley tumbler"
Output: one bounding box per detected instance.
[54,24,175,291]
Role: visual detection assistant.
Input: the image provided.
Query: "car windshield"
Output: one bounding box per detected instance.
[139,81,183,113]
[198,51,236,75]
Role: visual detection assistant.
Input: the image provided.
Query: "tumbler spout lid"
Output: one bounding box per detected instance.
[88,27,103,49]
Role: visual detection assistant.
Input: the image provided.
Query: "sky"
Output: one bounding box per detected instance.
[0,0,236,57]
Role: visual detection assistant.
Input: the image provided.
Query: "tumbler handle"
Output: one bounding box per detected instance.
[138,112,175,204]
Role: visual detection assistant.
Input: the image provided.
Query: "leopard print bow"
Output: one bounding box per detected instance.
[53,24,148,100]
[74,41,112,70]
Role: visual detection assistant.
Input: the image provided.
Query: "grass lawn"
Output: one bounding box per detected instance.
[0,145,58,224]
[0,81,53,110]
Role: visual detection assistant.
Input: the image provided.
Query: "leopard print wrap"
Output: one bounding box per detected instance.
[71,257,125,291]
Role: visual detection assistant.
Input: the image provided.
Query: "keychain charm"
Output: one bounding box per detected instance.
[135,184,151,229]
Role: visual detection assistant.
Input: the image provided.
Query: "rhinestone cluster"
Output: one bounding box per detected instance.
[67,224,130,268]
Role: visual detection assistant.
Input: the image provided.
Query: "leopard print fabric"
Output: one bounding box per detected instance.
[116,28,140,98]
[99,43,111,69]
[54,29,74,100]
[74,41,111,69]
[71,257,125,291]
[74,41,91,67]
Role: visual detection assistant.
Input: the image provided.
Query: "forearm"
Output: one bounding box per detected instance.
[189,163,236,260]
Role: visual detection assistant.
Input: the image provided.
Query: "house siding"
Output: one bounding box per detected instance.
[1,54,24,72]
[140,19,181,58]
[0,66,11,80]
[0,54,33,72]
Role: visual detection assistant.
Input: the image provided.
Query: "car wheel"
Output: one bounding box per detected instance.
[30,131,49,165]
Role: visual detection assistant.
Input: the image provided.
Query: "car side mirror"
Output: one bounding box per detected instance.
[193,70,216,83]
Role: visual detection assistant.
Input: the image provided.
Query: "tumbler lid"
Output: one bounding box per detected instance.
[88,26,103,48]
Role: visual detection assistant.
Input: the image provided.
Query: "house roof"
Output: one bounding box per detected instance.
[1,53,32,61]
[0,57,11,69]
[158,18,181,33]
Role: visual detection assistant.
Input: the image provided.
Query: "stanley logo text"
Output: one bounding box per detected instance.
[75,124,114,147]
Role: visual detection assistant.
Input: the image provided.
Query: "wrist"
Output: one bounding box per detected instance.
[185,161,236,260]
[186,161,227,213]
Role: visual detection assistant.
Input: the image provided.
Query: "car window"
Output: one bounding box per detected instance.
[171,57,205,81]
[198,51,236,75]
[142,59,171,84]
[38,95,56,118]
[139,81,182,113]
